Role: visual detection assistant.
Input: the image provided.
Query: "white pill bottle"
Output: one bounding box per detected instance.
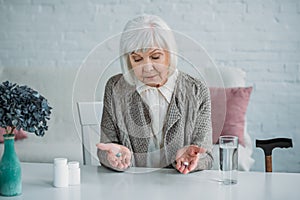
[53,158,69,187]
[68,161,81,185]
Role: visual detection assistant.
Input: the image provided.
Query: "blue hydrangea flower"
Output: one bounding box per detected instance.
[0,81,52,136]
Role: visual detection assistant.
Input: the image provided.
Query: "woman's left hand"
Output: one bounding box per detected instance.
[175,145,206,174]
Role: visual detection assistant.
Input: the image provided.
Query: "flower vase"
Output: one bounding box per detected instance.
[0,135,22,196]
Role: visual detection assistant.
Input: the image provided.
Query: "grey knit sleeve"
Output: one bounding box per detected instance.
[191,82,213,171]
[97,75,127,172]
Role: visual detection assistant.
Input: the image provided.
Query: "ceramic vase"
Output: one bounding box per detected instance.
[0,135,22,196]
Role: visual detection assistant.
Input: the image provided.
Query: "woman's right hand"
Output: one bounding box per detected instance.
[96,143,131,170]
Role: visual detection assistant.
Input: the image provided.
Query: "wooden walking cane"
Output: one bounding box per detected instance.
[256,138,293,172]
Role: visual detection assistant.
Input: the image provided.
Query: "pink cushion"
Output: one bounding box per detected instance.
[209,87,253,147]
[0,127,28,143]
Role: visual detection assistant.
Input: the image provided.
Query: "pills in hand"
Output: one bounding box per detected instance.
[115,152,122,158]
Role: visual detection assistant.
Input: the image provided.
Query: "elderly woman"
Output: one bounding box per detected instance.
[97,15,213,174]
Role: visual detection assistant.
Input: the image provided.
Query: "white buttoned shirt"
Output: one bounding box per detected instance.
[136,69,178,167]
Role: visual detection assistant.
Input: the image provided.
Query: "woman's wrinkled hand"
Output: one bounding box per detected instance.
[96,143,131,170]
[175,145,206,174]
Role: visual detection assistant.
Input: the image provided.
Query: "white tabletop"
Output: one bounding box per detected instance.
[0,162,299,200]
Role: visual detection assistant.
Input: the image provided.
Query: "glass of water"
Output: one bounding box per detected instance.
[219,136,238,185]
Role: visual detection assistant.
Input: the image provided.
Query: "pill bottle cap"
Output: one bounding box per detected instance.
[54,158,68,165]
[68,161,80,169]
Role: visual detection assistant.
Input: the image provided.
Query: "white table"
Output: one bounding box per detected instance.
[0,162,299,200]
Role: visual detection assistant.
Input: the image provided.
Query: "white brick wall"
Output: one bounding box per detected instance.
[0,0,299,172]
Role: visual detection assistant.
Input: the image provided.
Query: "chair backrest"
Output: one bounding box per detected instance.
[77,101,103,165]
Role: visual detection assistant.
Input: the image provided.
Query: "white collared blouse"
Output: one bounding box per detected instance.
[135,70,178,167]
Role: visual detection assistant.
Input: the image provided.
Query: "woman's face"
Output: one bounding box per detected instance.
[128,48,170,87]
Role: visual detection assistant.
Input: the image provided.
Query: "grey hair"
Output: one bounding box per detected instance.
[120,15,178,85]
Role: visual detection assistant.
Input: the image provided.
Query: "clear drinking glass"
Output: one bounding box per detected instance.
[219,136,238,185]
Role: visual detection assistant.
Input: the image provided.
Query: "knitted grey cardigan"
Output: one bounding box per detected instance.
[97,71,213,172]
